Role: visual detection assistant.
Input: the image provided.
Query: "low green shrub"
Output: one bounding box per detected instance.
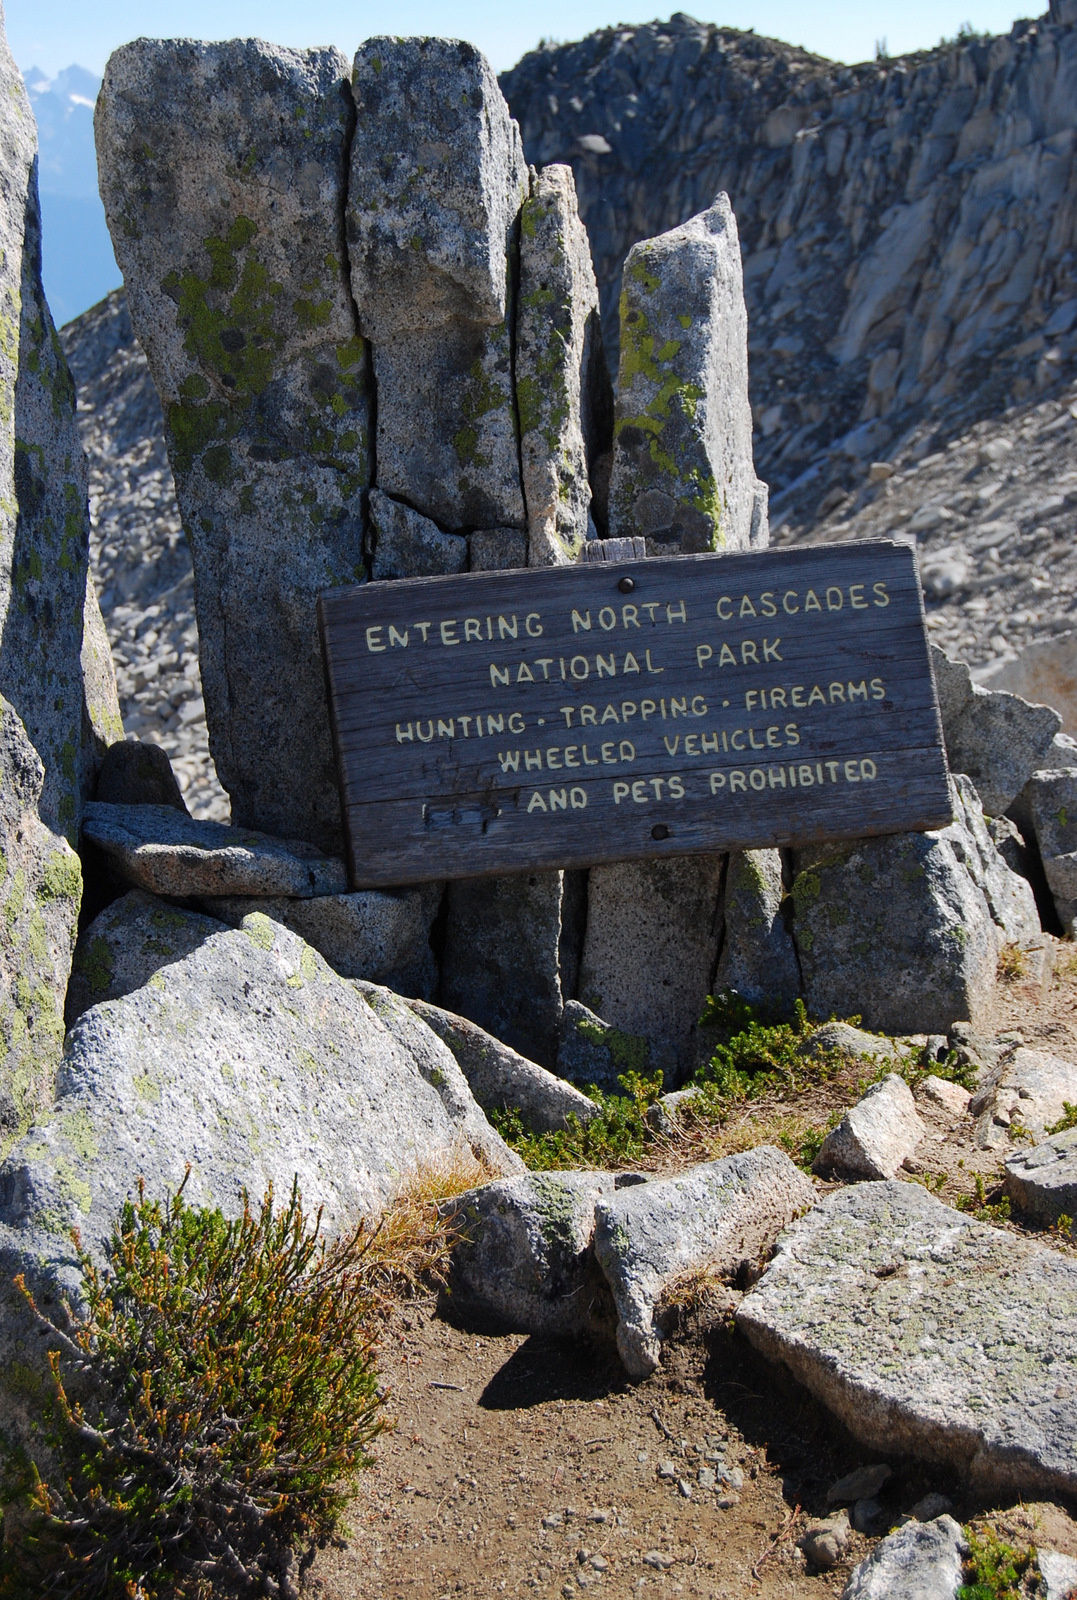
[1049,1101,1077,1135]
[492,1068,661,1170]
[957,1524,1037,1599]
[1,1172,454,1599]
[693,991,823,1103]
[495,993,880,1172]
[956,1174,1012,1224]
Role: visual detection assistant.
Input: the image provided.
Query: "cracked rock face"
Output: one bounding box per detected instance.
[579,855,726,1079]
[1025,768,1077,933]
[369,487,467,579]
[0,6,121,1147]
[0,23,121,846]
[608,195,758,555]
[440,868,569,1068]
[714,848,800,1012]
[0,699,83,1143]
[96,38,371,854]
[737,1181,1077,1496]
[348,37,526,338]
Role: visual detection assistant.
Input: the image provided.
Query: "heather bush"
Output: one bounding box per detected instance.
[1,1169,458,1598]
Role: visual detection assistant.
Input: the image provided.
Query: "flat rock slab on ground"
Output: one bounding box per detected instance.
[737,1181,1077,1496]
[969,1045,1077,1146]
[443,1170,619,1339]
[594,1146,815,1378]
[815,1073,926,1180]
[82,802,347,898]
[840,1514,967,1600]
[1005,1126,1077,1224]
[406,998,598,1133]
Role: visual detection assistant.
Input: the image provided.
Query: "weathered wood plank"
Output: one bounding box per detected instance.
[318,541,952,887]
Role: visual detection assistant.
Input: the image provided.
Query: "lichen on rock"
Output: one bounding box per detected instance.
[96,38,371,852]
[607,194,759,554]
[517,164,609,565]
[0,696,81,1152]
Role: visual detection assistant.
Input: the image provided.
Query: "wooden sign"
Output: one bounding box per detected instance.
[318,540,952,887]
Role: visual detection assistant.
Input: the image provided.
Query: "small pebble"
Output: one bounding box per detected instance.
[590,1555,610,1572]
[852,1496,889,1535]
[677,1479,693,1498]
[543,1512,563,1530]
[587,1509,609,1524]
[717,1493,740,1510]
[657,1460,678,1480]
[910,1492,953,1520]
[697,1467,716,1490]
[827,1463,892,1505]
[799,1510,850,1571]
[643,1551,674,1571]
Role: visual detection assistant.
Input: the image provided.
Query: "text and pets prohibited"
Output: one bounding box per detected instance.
[318,541,952,887]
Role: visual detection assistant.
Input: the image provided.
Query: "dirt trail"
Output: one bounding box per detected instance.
[307,949,1077,1600]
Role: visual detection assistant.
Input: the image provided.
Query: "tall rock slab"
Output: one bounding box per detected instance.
[517,163,607,564]
[578,855,725,1080]
[0,697,82,1148]
[440,868,568,1068]
[96,40,370,852]
[715,848,801,1011]
[608,194,760,554]
[0,7,119,1146]
[0,15,120,840]
[348,37,528,532]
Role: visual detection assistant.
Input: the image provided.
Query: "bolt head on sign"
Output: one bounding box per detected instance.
[317,542,951,887]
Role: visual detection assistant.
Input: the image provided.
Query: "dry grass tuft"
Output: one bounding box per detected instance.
[352,1144,498,1317]
[998,944,1030,982]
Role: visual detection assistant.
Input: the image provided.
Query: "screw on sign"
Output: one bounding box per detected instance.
[317,541,951,888]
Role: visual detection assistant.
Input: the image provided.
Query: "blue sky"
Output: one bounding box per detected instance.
[9,0,1037,80]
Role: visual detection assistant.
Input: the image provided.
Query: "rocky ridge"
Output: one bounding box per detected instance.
[502,4,1077,523]
[60,291,228,819]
